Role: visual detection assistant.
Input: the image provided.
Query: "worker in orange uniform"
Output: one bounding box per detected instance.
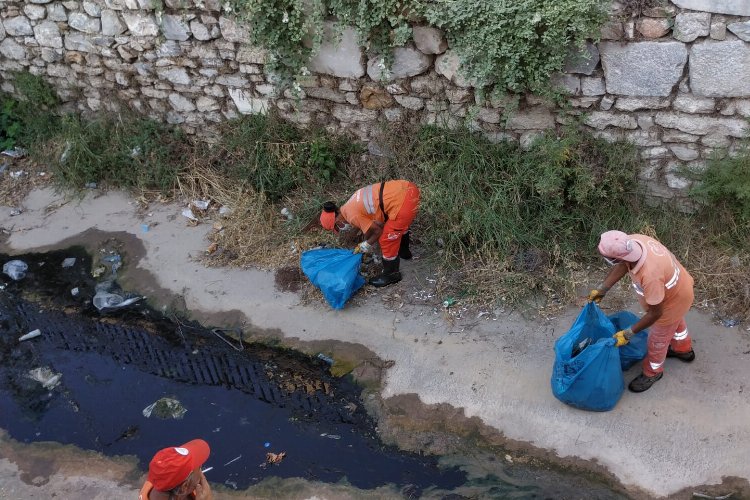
[589,230,696,393]
[320,180,420,287]
[139,439,213,500]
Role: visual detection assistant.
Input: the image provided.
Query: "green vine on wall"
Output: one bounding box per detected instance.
[228,0,608,94]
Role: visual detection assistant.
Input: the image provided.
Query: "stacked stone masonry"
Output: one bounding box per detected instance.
[1,0,749,199]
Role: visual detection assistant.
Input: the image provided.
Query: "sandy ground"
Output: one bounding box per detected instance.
[1,187,750,499]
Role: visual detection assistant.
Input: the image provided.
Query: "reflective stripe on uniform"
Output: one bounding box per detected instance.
[649,360,663,371]
[673,328,688,341]
[665,264,680,289]
[363,184,376,214]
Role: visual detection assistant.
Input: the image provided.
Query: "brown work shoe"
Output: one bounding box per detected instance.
[666,346,695,362]
[628,372,663,393]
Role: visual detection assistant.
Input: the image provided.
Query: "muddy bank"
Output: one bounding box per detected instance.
[2,188,750,498]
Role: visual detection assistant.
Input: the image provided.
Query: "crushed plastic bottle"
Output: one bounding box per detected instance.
[19,329,41,341]
[3,260,28,280]
[316,353,334,365]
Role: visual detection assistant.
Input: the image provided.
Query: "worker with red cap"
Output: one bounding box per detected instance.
[320,180,419,287]
[139,438,213,500]
[589,230,695,393]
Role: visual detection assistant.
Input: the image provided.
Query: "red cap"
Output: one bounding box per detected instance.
[320,210,336,231]
[148,439,210,492]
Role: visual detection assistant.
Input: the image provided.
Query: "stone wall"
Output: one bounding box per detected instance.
[1,0,750,198]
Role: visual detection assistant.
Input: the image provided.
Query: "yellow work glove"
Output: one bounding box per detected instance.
[353,241,373,254]
[613,327,634,347]
[588,285,610,303]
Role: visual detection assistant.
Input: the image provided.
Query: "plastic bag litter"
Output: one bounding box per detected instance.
[142,397,187,419]
[62,257,76,268]
[301,248,365,309]
[93,290,142,311]
[3,260,28,280]
[28,367,62,390]
[551,302,624,412]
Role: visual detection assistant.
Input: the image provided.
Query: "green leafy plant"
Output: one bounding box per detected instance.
[308,138,338,181]
[0,97,21,150]
[424,0,608,93]
[691,144,750,223]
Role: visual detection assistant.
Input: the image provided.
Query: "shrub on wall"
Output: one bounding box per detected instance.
[424,0,608,94]
[228,0,608,93]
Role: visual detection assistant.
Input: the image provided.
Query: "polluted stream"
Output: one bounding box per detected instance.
[0,247,625,498]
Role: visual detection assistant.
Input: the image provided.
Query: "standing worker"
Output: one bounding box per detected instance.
[139,438,213,500]
[320,180,419,287]
[589,230,696,393]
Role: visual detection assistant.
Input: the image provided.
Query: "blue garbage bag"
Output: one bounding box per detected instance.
[608,311,649,370]
[551,302,624,411]
[300,248,365,310]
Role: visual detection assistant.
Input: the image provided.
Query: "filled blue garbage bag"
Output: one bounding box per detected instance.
[551,302,625,411]
[608,311,649,370]
[300,248,365,310]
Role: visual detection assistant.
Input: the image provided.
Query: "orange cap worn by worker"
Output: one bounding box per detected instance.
[148,439,210,492]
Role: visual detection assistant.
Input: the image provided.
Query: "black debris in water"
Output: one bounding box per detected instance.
[0,248,467,494]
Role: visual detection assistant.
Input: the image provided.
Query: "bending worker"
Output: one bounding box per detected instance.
[320,180,419,287]
[139,438,213,500]
[589,230,695,393]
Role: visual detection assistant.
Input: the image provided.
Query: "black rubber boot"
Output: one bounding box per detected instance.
[398,231,412,260]
[369,257,402,287]
[666,346,695,362]
[628,372,663,393]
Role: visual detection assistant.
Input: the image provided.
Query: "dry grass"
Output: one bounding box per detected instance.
[0,155,54,207]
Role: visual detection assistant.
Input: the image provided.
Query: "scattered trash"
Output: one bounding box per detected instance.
[92,265,106,278]
[85,182,97,189]
[10,208,22,216]
[280,207,293,220]
[142,397,187,419]
[60,141,72,164]
[264,442,271,448]
[721,318,740,328]
[219,206,232,217]
[211,328,244,351]
[3,260,28,280]
[182,208,198,221]
[131,146,142,157]
[19,329,42,342]
[102,254,122,274]
[71,287,80,296]
[320,433,341,440]
[505,454,513,463]
[93,290,142,311]
[141,224,150,233]
[442,297,456,308]
[224,480,238,490]
[28,367,62,390]
[436,238,445,248]
[62,257,77,268]
[192,199,210,211]
[10,170,26,179]
[2,147,28,158]
[261,452,286,468]
[224,455,242,466]
[201,467,213,474]
[38,172,46,176]
[316,353,334,365]
[206,242,218,254]
[0,160,8,173]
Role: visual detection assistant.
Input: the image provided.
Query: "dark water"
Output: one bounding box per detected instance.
[0,248,465,494]
[0,248,627,499]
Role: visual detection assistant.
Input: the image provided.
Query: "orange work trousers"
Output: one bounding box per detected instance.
[380,183,420,260]
[643,318,692,377]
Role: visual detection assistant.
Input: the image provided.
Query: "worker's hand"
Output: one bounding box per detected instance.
[353,241,373,254]
[613,327,634,347]
[194,472,214,500]
[587,285,609,303]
